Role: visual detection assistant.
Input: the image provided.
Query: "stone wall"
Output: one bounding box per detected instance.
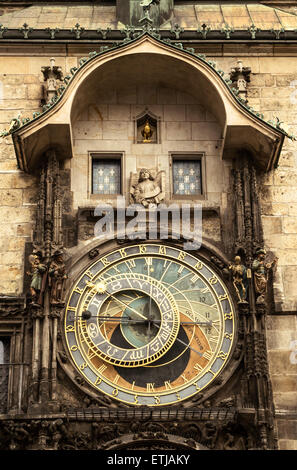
[217,55,297,449]
[71,84,226,209]
[0,56,77,295]
[0,42,296,448]
[267,315,297,450]
[216,55,297,450]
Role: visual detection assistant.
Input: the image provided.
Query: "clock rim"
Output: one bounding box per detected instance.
[60,239,240,407]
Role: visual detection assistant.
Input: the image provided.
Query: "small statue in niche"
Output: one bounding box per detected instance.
[130,168,165,208]
[48,250,67,305]
[27,253,47,306]
[141,120,153,142]
[252,248,278,304]
[229,255,248,303]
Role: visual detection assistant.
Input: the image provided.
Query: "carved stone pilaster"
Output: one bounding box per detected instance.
[33,149,62,262]
[27,149,66,410]
[233,168,245,254]
[233,157,264,267]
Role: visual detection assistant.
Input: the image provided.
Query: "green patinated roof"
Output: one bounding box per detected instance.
[0,2,297,30]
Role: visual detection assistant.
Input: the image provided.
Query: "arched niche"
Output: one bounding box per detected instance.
[134,108,160,144]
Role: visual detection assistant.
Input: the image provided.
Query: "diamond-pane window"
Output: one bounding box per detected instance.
[173,159,202,195]
[92,159,121,195]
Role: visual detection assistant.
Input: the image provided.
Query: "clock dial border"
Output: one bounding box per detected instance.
[63,242,237,406]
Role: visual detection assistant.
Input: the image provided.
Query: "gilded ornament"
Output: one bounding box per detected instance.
[141,120,153,142]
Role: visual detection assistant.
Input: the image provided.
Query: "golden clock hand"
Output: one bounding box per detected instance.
[85,279,148,320]
[106,294,147,320]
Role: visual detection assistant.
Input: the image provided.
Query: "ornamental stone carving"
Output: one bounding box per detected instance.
[129,168,165,208]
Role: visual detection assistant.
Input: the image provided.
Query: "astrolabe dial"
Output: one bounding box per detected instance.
[77,273,180,367]
[64,243,236,406]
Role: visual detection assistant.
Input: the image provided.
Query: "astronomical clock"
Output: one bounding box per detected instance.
[64,243,235,407]
[0,0,285,450]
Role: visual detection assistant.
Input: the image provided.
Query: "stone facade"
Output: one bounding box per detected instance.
[0,0,297,451]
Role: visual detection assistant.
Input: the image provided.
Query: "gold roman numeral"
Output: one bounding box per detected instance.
[209,334,219,343]
[164,381,173,390]
[203,350,212,360]
[113,374,120,385]
[126,259,136,268]
[97,364,107,375]
[178,265,184,275]
[147,382,155,392]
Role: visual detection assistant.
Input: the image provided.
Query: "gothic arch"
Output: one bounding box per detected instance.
[101,432,208,450]
[12,34,285,172]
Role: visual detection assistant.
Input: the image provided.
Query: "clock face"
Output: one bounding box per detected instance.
[64,243,236,406]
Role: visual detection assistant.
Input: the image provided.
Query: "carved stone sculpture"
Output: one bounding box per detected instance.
[252,249,278,304]
[230,60,251,102]
[229,255,248,303]
[48,250,67,305]
[130,168,165,208]
[27,253,47,306]
[41,57,63,104]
